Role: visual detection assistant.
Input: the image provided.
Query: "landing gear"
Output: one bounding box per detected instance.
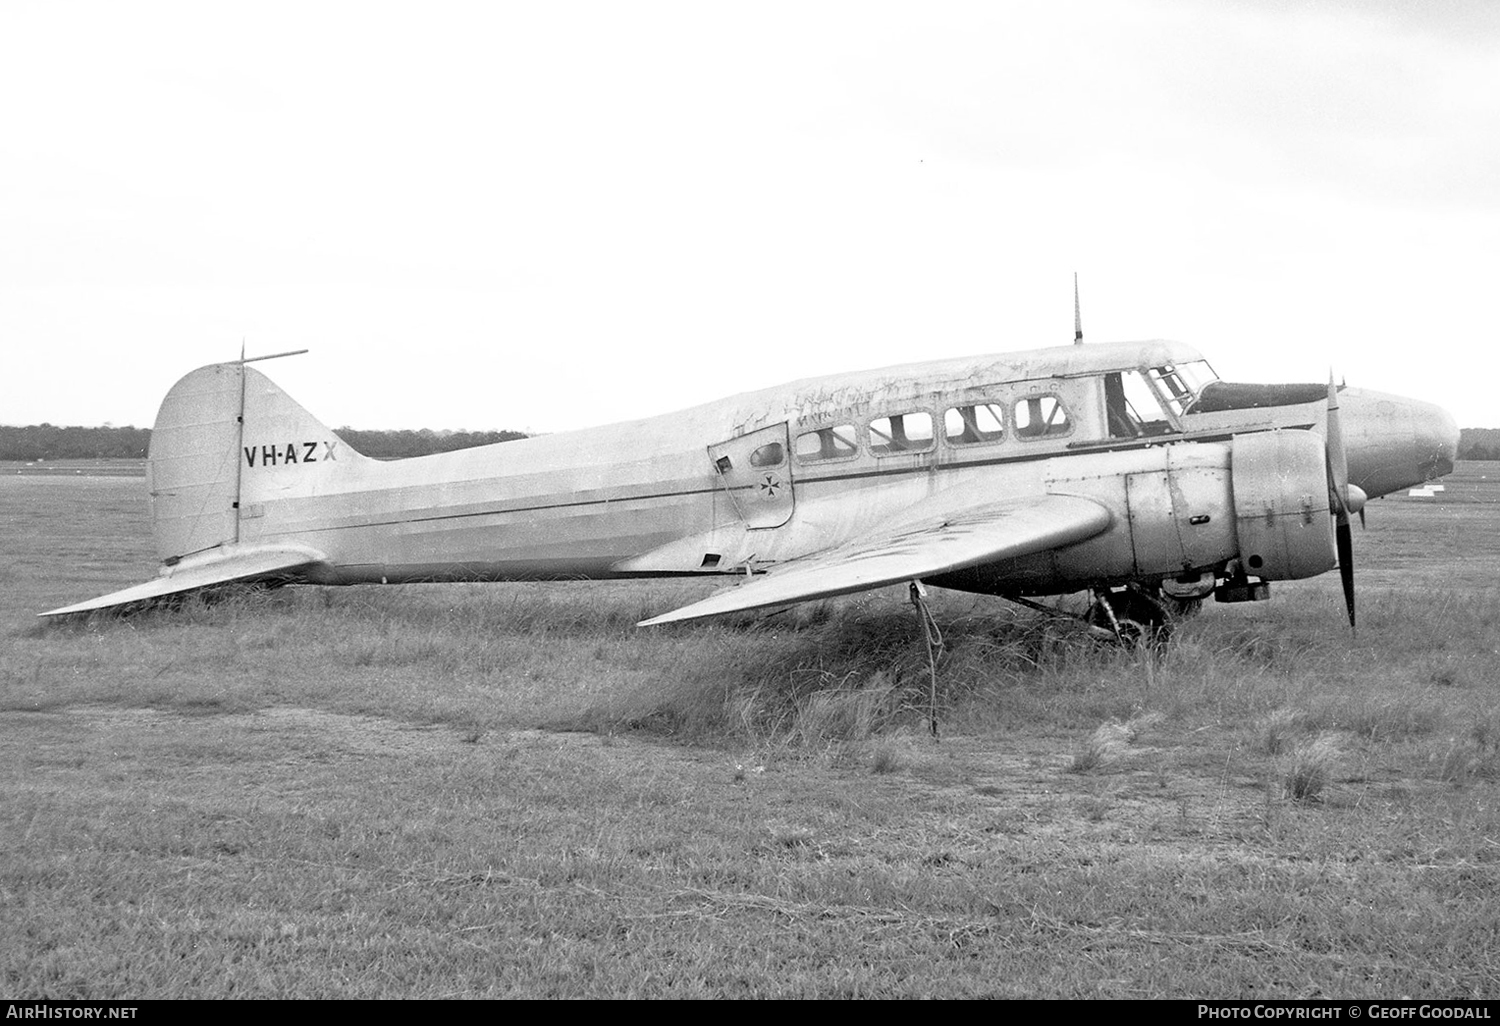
[1088,585,1172,649]
[1000,586,1176,649]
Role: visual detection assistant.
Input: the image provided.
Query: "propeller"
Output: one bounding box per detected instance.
[1326,375,1358,634]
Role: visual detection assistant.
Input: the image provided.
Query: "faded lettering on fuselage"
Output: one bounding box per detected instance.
[243,440,339,468]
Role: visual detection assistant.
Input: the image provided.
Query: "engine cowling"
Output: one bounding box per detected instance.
[1229,430,1336,581]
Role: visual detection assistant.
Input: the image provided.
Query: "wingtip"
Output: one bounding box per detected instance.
[636,609,693,628]
[38,582,170,618]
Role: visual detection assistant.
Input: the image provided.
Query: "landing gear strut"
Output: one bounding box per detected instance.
[1001,586,1176,649]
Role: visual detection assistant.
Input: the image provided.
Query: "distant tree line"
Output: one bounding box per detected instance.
[0,424,528,461]
[1460,428,1500,462]
[0,424,152,461]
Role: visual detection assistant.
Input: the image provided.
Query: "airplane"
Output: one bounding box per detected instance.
[41,338,1459,645]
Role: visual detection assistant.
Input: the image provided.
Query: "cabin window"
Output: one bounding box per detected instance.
[750,441,785,468]
[944,402,1005,446]
[795,424,858,462]
[868,411,934,456]
[1013,394,1071,439]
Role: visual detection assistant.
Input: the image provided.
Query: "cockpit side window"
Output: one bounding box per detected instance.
[1149,361,1216,417]
[1106,371,1176,438]
[794,424,858,462]
[869,411,934,456]
[944,402,1005,446]
[1013,394,1071,440]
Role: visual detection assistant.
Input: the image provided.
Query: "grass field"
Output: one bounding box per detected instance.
[3,465,1500,997]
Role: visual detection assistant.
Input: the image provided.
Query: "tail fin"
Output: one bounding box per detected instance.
[149,363,367,564]
[38,362,350,616]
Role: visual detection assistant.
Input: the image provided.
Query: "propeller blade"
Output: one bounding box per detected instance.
[1336,519,1356,635]
[1326,374,1349,516]
[1327,374,1355,634]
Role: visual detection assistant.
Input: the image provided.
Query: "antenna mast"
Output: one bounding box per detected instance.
[1073,272,1083,344]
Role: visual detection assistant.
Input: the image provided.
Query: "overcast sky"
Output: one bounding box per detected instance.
[3,0,1497,433]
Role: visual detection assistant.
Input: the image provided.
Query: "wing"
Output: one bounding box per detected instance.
[39,543,329,617]
[638,493,1111,626]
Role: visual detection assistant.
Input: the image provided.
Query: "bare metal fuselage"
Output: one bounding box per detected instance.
[190,339,1452,599]
[40,337,1454,620]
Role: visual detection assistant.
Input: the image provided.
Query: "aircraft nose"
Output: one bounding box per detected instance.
[1416,403,1460,480]
[1339,389,1460,498]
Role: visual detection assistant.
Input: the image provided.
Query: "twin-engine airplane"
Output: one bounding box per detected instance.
[42,339,1458,642]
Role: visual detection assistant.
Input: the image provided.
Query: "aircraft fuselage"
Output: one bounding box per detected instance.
[43,338,1459,619]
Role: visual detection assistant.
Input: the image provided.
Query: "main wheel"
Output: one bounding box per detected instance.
[1088,587,1173,649]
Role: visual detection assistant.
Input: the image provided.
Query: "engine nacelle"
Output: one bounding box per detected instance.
[1229,431,1335,581]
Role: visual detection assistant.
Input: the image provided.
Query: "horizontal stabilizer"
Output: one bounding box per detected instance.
[639,493,1111,626]
[40,544,328,617]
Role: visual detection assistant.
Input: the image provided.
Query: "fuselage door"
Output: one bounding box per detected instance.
[707,423,795,529]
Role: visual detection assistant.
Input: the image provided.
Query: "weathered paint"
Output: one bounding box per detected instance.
[42,337,1461,618]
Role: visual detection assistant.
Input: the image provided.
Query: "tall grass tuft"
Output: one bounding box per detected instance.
[790,672,901,743]
[1432,717,1500,785]
[1068,711,1160,772]
[1281,733,1343,802]
[1069,721,1131,772]
[1260,707,1304,755]
[869,739,903,774]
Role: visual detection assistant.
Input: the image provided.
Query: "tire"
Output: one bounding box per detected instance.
[1088,588,1173,649]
